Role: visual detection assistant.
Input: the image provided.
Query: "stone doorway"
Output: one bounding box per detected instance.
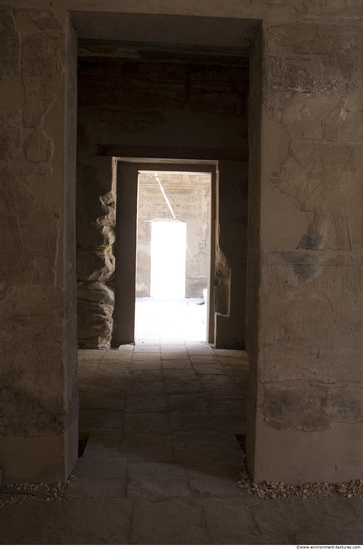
[135,170,212,342]
[112,162,217,347]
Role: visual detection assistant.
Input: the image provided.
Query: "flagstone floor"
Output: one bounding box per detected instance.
[1,304,362,544]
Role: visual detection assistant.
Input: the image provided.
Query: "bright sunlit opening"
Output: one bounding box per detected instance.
[150,221,186,299]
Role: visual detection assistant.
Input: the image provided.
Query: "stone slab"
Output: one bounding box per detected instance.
[187,470,244,497]
[172,430,241,450]
[0,502,63,545]
[166,393,209,412]
[131,499,209,544]
[71,455,127,479]
[123,412,170,435]
[49,499,132,544]
[127,462,190,498]
[65,477,128,498]
[125,394,167,413]
[169,410,216,431]
[118,434,174,463]
[78,409,123,431]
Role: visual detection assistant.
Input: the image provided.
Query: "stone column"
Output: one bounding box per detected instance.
[247,24,363,484]
[214,160,248,349]
[0,4,78,483]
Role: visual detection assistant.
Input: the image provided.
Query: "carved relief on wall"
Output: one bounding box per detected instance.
[264,26,362,103]
[24,129,53,163]
[0,8,21,82]
[270,89,362,252]
[0,168,58,290]
[271,140,358,251]
[22,31,64,128]
[13,8,63,31]
[265,25,363,253]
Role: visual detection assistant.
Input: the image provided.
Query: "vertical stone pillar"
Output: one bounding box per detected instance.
[0,5,78,483]
[247,23,363,484]
[214,161,248,349]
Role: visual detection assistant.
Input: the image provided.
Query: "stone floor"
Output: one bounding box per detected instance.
[1,337,363,544]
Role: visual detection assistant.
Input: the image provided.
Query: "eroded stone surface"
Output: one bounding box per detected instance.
[76,247,115,282]
[0,109,21,161]
[264,26,362,103]
[99,108,168,135]
[38,165,52,177]
[0,167,33,215]
[24,129,53,163]
[0,168,60,262]
[29,9,62,30]
[76,160,116,346]
[13,8,62,30]
[270,140,360,252]
[77,282,114,349]
[0,8,20,82]
[22,31,64,128]
[0,325,67,436]
[263,382,363,431]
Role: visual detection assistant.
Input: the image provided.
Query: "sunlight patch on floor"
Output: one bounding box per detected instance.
[135,297,207,342]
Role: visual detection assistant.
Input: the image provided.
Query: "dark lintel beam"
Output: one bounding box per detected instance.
[95,145,249,162]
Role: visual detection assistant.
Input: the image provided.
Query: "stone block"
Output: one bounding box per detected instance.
[0,324,75,437]
[0,109,21,160]
[22,31,64,128]
[0,417,77,484]
[131,499,208,544]
[99,107,168,135]
[77,282,114,349]
[24,129,53,163]
[127,462,190,499]
[28,9,63,31]
[65,477,127,498]
[0,8,20,82]
[76,247,115,282]
[263,382,363,431]
[123,412,170,435]
[118,434,174,463]
[49,499,132,544]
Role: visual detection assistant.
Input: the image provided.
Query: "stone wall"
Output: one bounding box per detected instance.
[246,19,363,483]
[0,3,78,482]
[3,0,362,486]
[77,52,249,348]
[136,171,211,299]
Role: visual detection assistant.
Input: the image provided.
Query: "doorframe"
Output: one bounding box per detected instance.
[111,159,217,347]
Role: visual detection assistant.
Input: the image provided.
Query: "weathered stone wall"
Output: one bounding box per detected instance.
[3,0,362,486]
[247,20,363,484]
[136,172,211,298]
[0,3,78,483]
[77,53,249,348]
[76,142,116,349]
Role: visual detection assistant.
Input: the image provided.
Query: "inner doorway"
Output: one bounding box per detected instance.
[112,161,216,347]
[134,169,212,342]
